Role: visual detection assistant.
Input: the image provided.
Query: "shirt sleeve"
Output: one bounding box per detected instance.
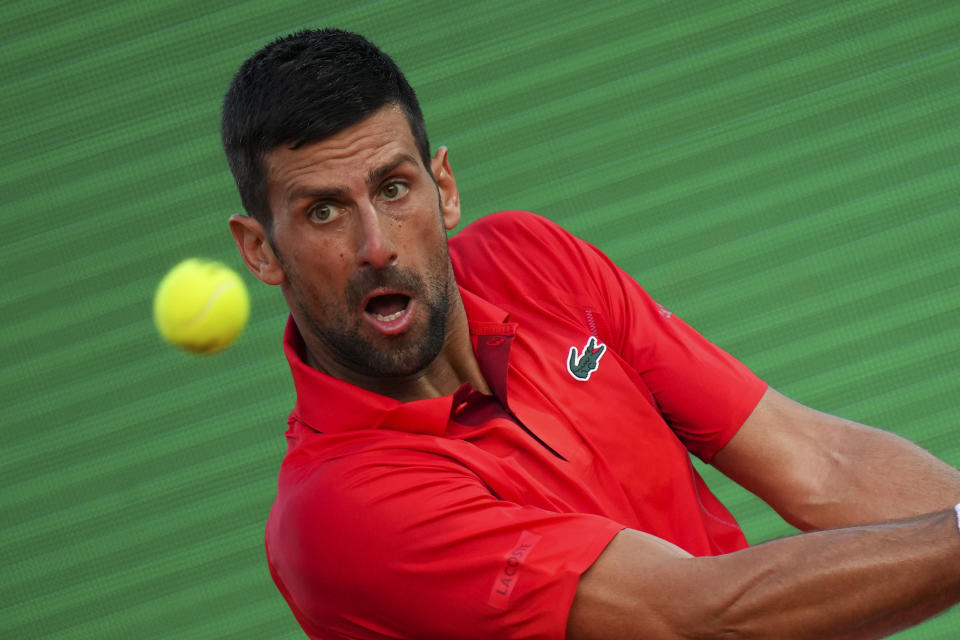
[267,437,625,640]
[587,244,767,461]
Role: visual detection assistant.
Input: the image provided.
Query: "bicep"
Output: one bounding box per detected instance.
[709,386,833,529]
[710,386,960,530]
[567,529,700,640]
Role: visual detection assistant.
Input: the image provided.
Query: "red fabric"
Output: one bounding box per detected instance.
[267,211,768,639]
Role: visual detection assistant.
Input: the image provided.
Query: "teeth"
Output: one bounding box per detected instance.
[374,310,404,322]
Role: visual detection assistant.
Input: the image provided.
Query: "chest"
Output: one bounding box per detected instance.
[450,302,699,528]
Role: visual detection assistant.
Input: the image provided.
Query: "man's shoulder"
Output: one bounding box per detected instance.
[449,211,586,286]
[276,426,474,492]
[451,210,569,247]
[450,210,612,303]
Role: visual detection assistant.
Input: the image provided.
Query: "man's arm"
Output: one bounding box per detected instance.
[711,387,960,530]
[567,510,960,639]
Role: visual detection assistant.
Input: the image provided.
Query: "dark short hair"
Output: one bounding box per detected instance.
[221,29,431,230]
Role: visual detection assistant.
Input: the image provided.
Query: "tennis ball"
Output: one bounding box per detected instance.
[153,258,250,354]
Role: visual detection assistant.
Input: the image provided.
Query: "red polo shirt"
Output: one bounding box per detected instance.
[266,211,768,639]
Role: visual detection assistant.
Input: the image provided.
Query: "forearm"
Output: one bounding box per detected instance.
[569,510,960,640]
[793,421,960,529]
[697,509,960,639]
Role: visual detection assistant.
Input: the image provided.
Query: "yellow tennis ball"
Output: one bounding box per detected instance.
[153,258,250,354]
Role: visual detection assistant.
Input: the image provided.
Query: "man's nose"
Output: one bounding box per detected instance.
[355,203,398,270]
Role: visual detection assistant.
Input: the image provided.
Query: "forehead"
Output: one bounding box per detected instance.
[265,105,421,198]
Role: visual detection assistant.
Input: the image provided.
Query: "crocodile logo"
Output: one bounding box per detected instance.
[567,337,606,381]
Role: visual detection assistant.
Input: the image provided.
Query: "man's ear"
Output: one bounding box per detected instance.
[229,214,285,286]
[431,146,461,230]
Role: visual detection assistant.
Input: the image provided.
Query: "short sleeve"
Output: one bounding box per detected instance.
[266,440,624,640]
[588,245,768,460]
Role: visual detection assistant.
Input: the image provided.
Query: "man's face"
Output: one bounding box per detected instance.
[258,105,461,380]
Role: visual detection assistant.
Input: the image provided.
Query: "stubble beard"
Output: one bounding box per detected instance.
[285,239,456,380]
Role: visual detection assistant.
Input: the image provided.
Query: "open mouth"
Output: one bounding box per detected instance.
[363,292,413,333]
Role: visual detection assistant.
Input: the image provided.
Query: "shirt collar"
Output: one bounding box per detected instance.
[285,287,515,436]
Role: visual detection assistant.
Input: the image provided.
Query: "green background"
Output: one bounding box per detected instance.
[3,1,959,637]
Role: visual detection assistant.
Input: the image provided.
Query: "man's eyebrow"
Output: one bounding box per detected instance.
[285,154,420,204]
[287,185,346,203]
[367,154,419,187]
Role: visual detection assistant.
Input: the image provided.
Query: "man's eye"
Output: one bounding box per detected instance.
[381,182,408,200]
[308,203,338,223]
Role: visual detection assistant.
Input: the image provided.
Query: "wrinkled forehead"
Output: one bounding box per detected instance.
[263,105,423,202]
